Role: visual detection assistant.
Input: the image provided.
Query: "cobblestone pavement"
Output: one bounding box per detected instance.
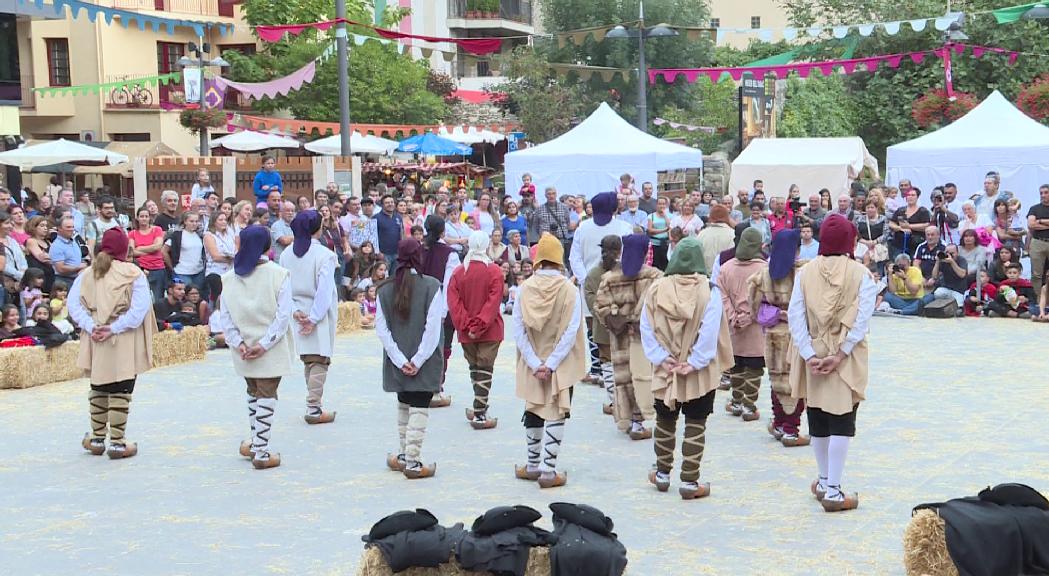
[1,317,1047,575]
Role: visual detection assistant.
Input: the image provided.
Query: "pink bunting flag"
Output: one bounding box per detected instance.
[214,60,317,100]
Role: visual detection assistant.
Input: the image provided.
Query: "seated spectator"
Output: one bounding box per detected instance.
[957,229,988,281]
[988,263,1035,319]
[186,285,210,325]
[964,269,996,317]
[154,279,187,326]
[410,224,424,243]
[349,288,375,329]
[49,281,70,328]
[884,254,927,316]
[913,225,946,278]
[0,304,20,340]
[20,267,46,313]
[504,273,522,315]
[504,229,529,265]
[798,223,820,261]
[488,228,508,263]
[355,262,387,291]
[177,301,202,326]
[958,200,994,235]
[989,245,1019,284]
[22,302,69,346]
[926,244,968,307]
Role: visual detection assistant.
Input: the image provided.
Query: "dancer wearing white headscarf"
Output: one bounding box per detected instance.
[447,231,505,429]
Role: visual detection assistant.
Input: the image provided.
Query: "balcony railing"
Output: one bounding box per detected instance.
[112,0,222,16]
[448,0,533,25]
[104,74,178,109]
[19,74,35,108]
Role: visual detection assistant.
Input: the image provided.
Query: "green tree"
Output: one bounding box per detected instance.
[537,0,713,128]
[658,79,738,153]
[488,47,595,143]
[778,75,858,137]
[224,0,445,127]
[780,0,1049,159]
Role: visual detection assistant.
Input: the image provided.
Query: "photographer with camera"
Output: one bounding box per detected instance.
[795,193,827,237]
[928,244,969,307]
[913,225,947,280]
[929,187,960,245]
[883,254,927,316]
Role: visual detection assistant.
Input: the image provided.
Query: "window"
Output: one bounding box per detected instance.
[751,16,761,29]
[218,0,235,17]
[45,39,70,87]
[710,18,720,28]
[156,41,185,103]
[477,60,491,77]
[111,133,151,142]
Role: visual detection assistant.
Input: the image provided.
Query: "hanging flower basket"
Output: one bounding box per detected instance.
[911,89,977,129]
[179,107,227,134]
[1017,74,1049,124]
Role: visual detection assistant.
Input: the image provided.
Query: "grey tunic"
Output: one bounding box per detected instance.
[378,275,445,393]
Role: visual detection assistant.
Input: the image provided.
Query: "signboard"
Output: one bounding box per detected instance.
[508,131,526,152]
[740,74,778,149]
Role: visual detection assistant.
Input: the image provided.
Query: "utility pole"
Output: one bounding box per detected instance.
[198,35,208,157]
[336,0,352,156]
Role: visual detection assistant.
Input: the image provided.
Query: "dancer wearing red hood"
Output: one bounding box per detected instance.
[787,214,877,512]
[69,228,157,459]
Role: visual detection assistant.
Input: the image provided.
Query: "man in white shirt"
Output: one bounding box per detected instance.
[798,223,820,261]
[85,196,129,253]
[972,172,1012,220]
[618,195,648,233]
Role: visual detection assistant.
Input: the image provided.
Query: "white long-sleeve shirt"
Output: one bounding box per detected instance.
[511,270,582,371]
[374,281,445,368]
[569,219,633,317]
[787,264,877,361]
[68,273,152,335]
[437,240,461,316]
[639,283,724,370]
[307,255,338,325]
[220,276,293,351]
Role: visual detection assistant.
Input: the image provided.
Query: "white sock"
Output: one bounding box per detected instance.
[811,436,830,490]
[525,426,542,468]
[397,402,409,454]
[540,419,565,474]
[600,361,614,404]
[827,435,850,498]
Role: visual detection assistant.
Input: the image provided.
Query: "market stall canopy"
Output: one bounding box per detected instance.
[504,102,701,202]
[438,125,505,145]
[397,132,473,156]
[729,137,879,200]
[0,139,129,170]
[210,130,301,152]
[886,90,1049,210]
[304,132,399,155]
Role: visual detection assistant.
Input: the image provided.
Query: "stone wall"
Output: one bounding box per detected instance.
[702,152,730,197]
[445,101,517,126]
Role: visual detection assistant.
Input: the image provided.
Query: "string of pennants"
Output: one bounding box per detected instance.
[16,0,233,36]
[33,72,183,98]
[648,43,1019,84]
[255,18,502,54]
[652,118,718,133]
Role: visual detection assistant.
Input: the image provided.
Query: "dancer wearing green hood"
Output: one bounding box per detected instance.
[640,237,733,499]
[717,227,768,422]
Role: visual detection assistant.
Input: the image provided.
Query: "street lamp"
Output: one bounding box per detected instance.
[605,1,678,132]
[1023,4,1049,20]
[179,40,230,157]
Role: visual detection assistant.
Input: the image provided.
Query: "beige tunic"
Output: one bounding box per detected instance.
[76,261,156,385]
[644,274,733,409]
[788,257,869,415]
[515,274,586,420]
[747,265,799,380]
[222,262,296,378]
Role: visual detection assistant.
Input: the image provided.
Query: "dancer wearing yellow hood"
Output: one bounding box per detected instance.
[511,233,586,489]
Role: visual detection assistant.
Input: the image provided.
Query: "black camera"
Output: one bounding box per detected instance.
[890,264,899,274]
[788,198,806,212]
[936,251,947,260]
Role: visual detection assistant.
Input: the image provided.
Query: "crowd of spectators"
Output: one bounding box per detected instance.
[2,166,1048,350]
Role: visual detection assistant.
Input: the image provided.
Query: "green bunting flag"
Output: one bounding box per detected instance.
[33,72,183,98]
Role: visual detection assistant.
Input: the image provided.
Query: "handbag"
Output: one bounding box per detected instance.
[866,220,889,263]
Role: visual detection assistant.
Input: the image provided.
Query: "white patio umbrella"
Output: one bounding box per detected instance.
[438,125,506,145]
[0,139,129,170]
[304,132,399,155]
[210,130,301,152]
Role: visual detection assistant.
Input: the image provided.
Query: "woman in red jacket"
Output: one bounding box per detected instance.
[447,230,505,430]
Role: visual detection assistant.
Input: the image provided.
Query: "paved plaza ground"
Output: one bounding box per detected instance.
[2,316,1047,575]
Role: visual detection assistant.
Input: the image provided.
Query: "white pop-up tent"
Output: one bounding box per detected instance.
[211,130,301,152]
[729,137,879,200]
[304,132,399,155]
[886,90,1049,210]
[505,103,701,202]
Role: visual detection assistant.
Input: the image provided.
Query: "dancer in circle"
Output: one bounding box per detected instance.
[376,238,445,479]
[447,230,505,430]
[513,233,586,489]
[594,233,662,440]
[279,210,338,425]
[718,227,767,421]
[582,235,620,415]
[222,226,295,470]
[69,228,156,460]
[787,214,877,512]
[419,215,460,408]
[748,228,809,447]
[640,237,732,499]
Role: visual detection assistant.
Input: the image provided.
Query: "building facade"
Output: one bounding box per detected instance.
[707,0,790,49]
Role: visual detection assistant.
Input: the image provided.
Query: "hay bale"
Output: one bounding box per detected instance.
[0,341,83,389]
[338,301,362,334]
[355,545,550,576]
[903,509,959,576]
[151,326,209,369]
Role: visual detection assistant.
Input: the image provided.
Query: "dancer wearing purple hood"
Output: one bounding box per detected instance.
[788,214,877,512]
[222,225,295,470]
[748,228,808,447]
[570,192,632,397]
[594,233,662,439]
[279,210,339,425]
